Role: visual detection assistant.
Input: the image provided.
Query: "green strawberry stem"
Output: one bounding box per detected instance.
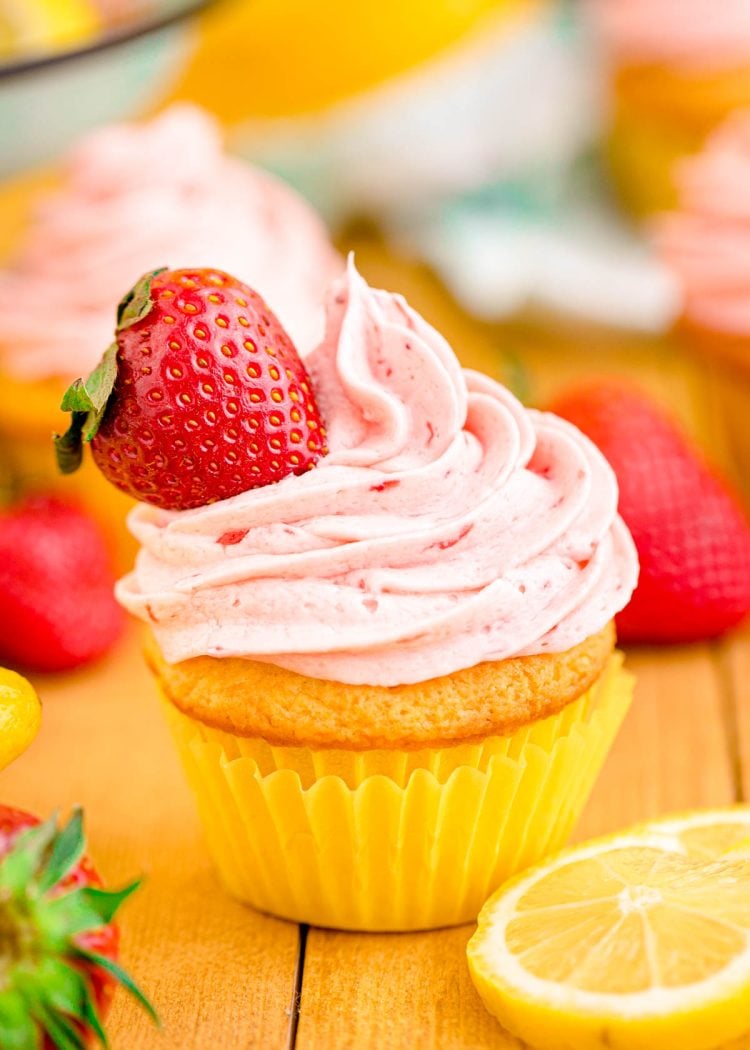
[116,268,166,331]
[53,268,166,475]
[0,809,157,1049]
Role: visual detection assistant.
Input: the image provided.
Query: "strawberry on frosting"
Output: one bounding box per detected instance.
[116,260,638,687]
[56,267,329,510]
[0,104,340,382]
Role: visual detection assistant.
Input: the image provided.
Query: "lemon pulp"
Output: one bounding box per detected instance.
[469,808,750,1050]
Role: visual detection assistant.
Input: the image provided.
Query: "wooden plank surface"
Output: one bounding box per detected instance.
[575,644,736,838]
[722,629,750,803]
[1,233,747,1049]
[294,641,739,1050]
[0,629,301,1050]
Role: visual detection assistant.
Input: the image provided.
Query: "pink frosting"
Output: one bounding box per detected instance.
[117,262,638,687]
[0,104,340,381]
[658,112,750,335]
[592,0,750,69]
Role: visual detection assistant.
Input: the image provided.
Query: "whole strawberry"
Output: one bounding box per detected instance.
[551,380,750,643]
[0,495,123,673]
[55,268,328,511]
[0,806,156,1049]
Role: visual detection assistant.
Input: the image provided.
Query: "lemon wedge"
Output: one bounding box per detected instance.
[468,808,750,1050]
[0,667,41,771]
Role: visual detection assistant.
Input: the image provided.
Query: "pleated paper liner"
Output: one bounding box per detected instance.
[161,653,633,932]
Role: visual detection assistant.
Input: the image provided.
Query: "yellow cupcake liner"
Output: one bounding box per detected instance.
[161,653,633,931]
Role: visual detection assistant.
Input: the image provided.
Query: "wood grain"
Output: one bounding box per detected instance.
[297,925,523,1050]
[0,628,300,1050]
[576,643,736,839]
[721,627,750,802]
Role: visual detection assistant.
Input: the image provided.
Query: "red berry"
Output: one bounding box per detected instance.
[61,267,328,511]
[0,494,123,672]
[550,380,750,643]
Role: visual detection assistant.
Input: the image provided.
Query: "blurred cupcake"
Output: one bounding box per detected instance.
[0,103,340,562]
[659,111,750,487]
[117,262,638,931]
[593,0,750,219]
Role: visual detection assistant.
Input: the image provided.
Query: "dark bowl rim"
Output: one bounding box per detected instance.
[0,0,215,81]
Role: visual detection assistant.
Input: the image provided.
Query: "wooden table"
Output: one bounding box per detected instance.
[3,243,749,1049]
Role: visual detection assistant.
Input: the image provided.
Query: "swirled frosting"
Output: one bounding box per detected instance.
[592,0,750,69]
[117,262,637,687]
[0,104,340,381]
[658,113,750,335]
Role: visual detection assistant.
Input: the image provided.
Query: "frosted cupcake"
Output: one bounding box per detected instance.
[0,103,340,559]
[658,111,750,487]
[57,256,640,931]
[592,0,750,219]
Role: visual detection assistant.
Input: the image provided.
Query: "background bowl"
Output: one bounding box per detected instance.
[0,0,211,179]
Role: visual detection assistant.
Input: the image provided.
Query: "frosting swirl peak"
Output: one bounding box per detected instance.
[118,261,638,686]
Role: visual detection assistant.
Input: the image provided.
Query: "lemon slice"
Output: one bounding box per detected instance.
[468,808,750,1050]
[0,668,41,771]
[0,0,100,60]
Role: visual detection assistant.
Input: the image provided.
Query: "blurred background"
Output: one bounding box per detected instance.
[3,9,750,1044]
[0,0,749,559]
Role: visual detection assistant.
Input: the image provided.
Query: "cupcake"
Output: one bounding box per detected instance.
[592,0,750,219]
[0,0,182,62]
[658,111,750,489]
[59,257,639,932]
[0,103,340,560]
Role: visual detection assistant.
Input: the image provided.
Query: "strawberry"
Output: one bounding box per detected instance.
[550,380,750,643]
[55,268,328,511]
[0,805,156,1049]
[0,495,123,673]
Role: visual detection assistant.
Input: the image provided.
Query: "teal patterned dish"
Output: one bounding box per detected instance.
[0,1,211,178]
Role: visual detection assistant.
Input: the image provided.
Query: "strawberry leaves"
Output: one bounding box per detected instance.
[75,949,159,1025]
[115,267,165,331]
[38,808,85,893]
[54,266,166,475]
[0,809,156,1050]
[0,813,58,892]
[54,344,118,474]
[0,988,38,1049]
